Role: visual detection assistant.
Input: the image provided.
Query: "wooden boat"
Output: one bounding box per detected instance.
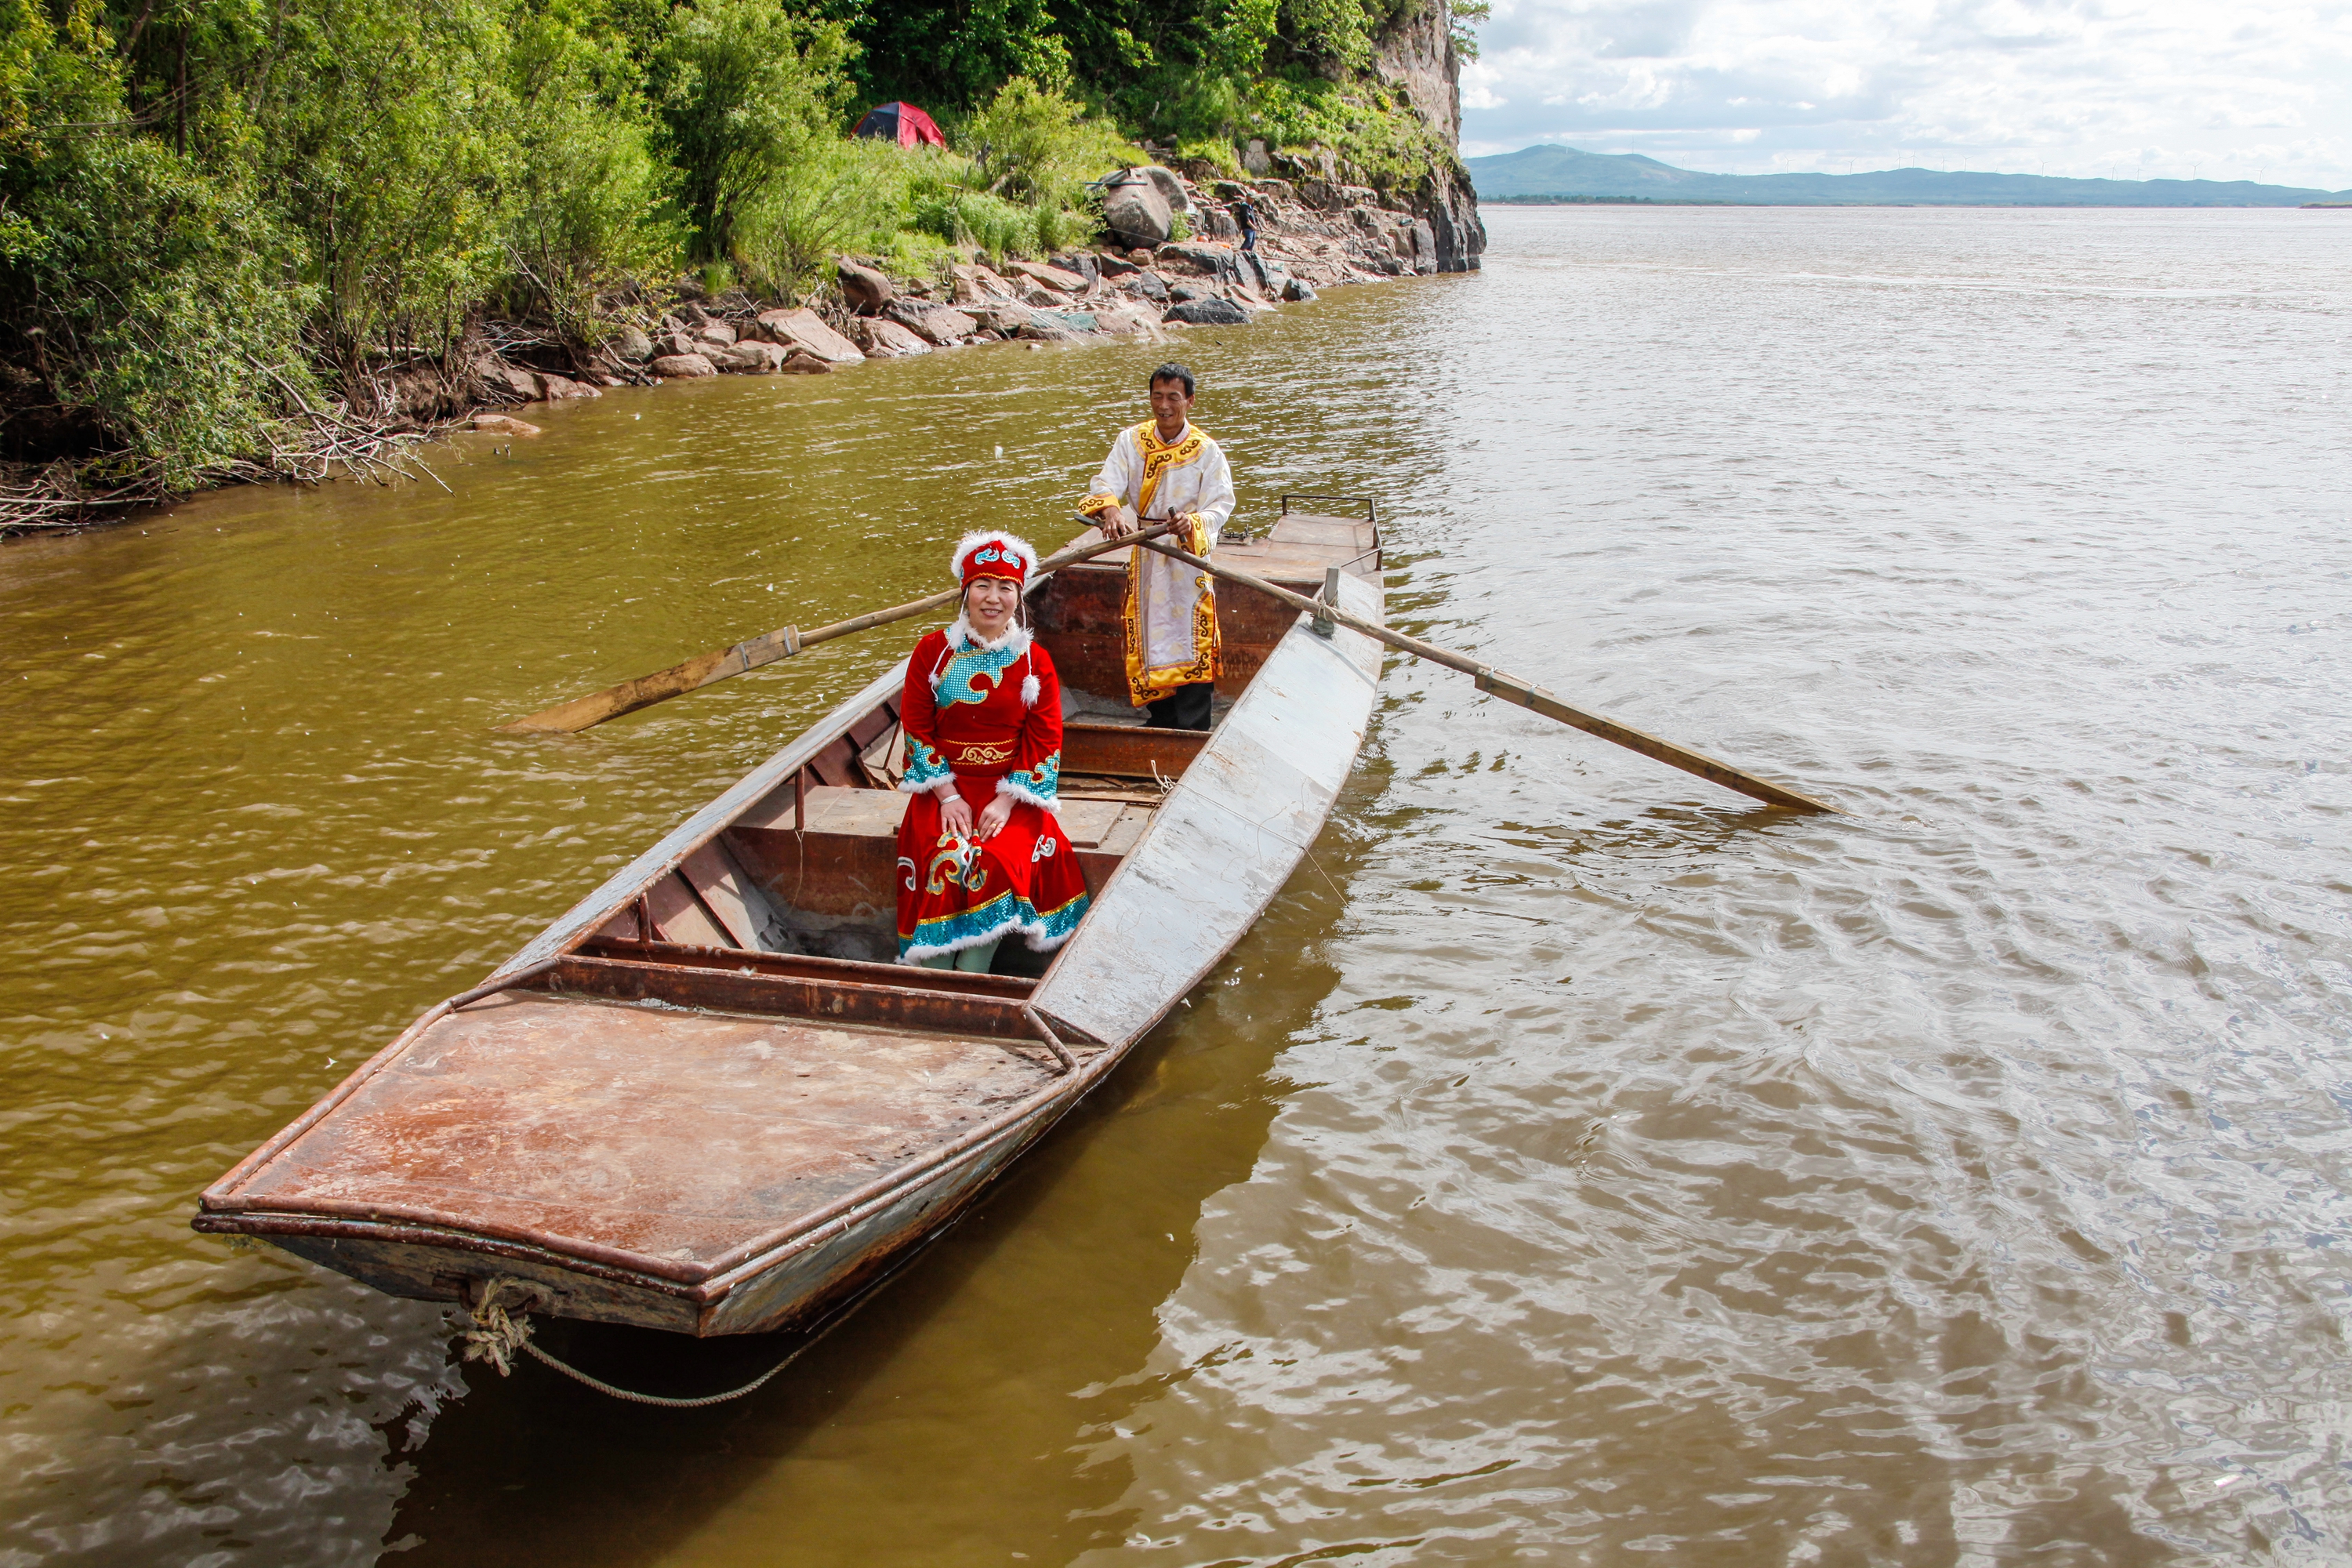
[193,506,1385,1337]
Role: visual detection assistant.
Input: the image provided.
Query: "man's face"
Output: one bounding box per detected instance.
[1150,378,1192,430]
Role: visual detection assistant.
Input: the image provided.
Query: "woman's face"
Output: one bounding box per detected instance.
[965,574,1018,634]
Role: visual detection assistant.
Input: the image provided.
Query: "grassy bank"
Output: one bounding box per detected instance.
[0,0,1480,524]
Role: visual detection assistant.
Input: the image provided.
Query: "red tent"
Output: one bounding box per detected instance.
[853,102,946,150]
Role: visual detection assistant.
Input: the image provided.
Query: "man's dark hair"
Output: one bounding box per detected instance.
[1149,363,1196,397]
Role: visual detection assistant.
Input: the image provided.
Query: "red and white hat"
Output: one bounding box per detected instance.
[952,530,1040,588]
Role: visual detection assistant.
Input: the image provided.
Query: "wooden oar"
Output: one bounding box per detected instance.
[1136,536,1841,815]
[501,523,1178,735]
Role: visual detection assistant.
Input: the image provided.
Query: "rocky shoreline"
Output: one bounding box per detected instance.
[0,163,1481,526]
[463,162,1482,433]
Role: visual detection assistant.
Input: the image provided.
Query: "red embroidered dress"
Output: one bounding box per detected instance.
[895,616,1089,963]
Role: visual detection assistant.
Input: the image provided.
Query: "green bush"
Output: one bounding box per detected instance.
[649,0,858,260]
[8,133,314,485]
[500,13,682,337]
[961,76,1140,209]
[735,136,919,299]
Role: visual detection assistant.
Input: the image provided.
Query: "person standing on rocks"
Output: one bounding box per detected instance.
[1232,194,1260,253]
[1078,364,1234,731]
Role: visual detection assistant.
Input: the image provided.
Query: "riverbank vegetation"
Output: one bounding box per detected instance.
[0,0,1479,521]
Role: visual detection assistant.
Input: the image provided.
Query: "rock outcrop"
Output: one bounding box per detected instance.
[1102,171,1174,249]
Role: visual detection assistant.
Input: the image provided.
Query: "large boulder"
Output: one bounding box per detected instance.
[613,326,655,364]
[1164,297,1248,326]
[1154,243,1239,281]
[1008,259,1087,293]
[540,373,601,399]
[1282,276,1318,303]
[1138,165,1192,215]
[884,299,978,344]
[695,321,738,347]
[949,263,1020,305]
[1243,139,1272,177]
[1120,270,1171,304]
[753,307,864,365]
[1102,172,1173,249]
[970,302,1036,336]
[649,352,719,378]
[857,318,931,358]
[1411,219,1438,273]
[779,350,834,374]
[836,257,895,314]
[470,412,541,437]
[477,359,543,401]
[722,341,793,372]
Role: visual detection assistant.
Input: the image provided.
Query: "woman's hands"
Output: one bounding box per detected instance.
[976,793,1015,840]
[937,786,1017,840]
[937,786,975,839]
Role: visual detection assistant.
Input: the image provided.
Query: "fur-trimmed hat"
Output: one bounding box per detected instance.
[952,530,1040,588]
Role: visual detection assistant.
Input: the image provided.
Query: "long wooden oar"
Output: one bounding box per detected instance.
[501,523,1178,735]
[1138,536,1840,815]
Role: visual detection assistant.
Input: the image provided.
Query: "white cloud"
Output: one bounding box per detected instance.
[1457,0,2352,188]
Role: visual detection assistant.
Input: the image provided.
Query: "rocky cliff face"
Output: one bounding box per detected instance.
[1375,0,1463,145]
[1367,0,1486,271]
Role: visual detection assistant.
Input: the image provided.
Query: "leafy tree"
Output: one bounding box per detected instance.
[501,10,681,335]
[648,0,856,260]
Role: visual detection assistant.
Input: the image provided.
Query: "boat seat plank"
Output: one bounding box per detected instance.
[679,842,764,949]
[738,785,1139,850]
[222,992,1058,1279]
[649,872,733,949]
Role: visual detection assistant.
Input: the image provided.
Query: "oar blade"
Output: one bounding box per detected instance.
[499,648,737,734]
[1473,670,1840,815]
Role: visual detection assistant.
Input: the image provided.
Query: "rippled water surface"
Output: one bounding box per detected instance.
[4,206,2349,1565]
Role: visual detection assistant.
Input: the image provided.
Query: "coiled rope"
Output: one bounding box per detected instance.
[459,1277,821,1408]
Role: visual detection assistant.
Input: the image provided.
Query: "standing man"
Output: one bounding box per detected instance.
[1232,194,1261,253]
[1078,364,1235,731]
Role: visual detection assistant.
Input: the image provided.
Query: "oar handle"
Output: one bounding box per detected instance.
[1136,536,1840,815]
[499,523,1178,734]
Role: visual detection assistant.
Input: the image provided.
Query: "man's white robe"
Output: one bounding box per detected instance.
[1079,421,1236,706]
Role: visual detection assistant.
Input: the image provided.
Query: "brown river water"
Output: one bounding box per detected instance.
[4,206,2349,1566]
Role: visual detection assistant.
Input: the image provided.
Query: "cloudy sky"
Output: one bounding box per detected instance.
[1457,0,2352,188]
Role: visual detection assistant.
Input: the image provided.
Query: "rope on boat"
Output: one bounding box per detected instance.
[459,1276,818,1409]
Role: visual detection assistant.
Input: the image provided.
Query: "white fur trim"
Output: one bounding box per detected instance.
[1021,672,1040,707]
[943,614,1031,656]
[897,927,1007,964]
[950,529,1040,585]
[995,776,1056,811]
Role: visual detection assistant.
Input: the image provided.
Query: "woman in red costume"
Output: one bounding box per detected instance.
[895,530,1091,969]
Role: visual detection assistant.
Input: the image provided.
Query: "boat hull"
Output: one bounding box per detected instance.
[195,512,1387,1338]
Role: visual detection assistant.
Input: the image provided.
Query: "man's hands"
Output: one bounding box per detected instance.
[937,785,1015,840]
[1096,503,1138,540]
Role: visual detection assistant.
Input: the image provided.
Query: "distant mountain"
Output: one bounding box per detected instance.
[1465,145,2352,208]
